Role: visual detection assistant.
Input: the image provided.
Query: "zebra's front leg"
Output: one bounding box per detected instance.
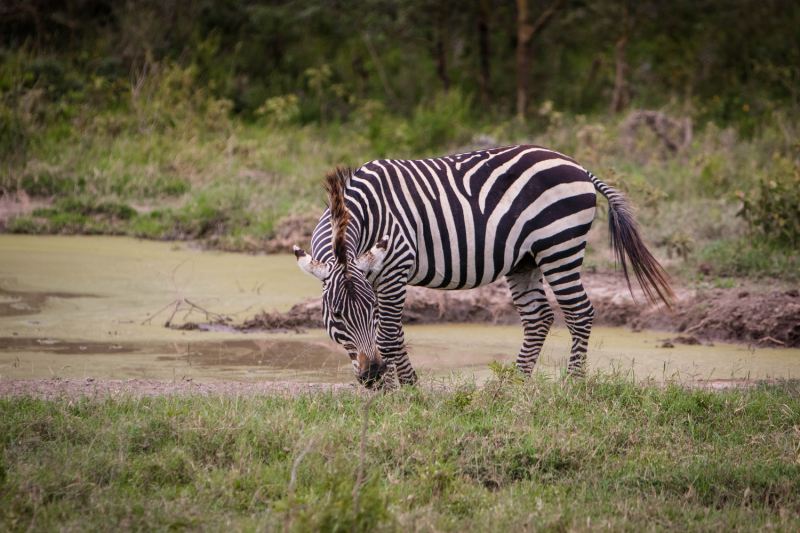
[375,277,417,385]
[506,267,554,374]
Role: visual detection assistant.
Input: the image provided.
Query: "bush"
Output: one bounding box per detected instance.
[699,238,800,280]
[736,153,800,247]
[361,90,474,157]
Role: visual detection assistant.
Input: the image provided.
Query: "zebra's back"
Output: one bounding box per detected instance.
[352,145,597,290]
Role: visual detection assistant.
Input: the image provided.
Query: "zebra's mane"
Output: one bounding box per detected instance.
[323,166,353,270]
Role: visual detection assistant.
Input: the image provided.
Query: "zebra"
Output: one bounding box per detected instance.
[292,145,674,387]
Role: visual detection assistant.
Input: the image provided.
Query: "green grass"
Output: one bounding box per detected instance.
[2,372,800,531]
[699,239,800,282]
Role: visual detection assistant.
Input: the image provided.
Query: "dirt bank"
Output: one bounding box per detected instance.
[229,271,800,348]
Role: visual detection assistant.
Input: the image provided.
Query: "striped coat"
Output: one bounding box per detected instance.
[296,145,673,387]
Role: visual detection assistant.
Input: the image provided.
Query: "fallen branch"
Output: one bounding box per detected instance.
[758,336,786,346]
[143,261,228,327]
[683,318,721,335]
[622,110,692,154]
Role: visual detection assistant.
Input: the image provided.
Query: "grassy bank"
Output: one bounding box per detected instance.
[2,56,799,280]
[2,372,800,531]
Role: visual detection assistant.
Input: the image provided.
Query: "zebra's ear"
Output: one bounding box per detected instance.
[354,235,389,274]
[293,246,331,280]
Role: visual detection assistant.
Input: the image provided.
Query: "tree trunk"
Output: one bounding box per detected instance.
[435,3,450,93]
[352,54,368,98]
[516,0,532,120]
[478,0,492,103]
[610,35,629,114]
[516,0,562,120]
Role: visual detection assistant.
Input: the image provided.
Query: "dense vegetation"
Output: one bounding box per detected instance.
[2,372,800,531]
[1,1,799,280]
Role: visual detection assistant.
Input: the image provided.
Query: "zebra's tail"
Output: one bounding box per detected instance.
[589,172,676,310]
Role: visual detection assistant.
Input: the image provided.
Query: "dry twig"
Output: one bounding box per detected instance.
[143,261,228,327]
[352,393,379,532]
[288,438,315,496]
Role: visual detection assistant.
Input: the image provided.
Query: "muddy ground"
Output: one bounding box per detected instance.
[230,271,800,348]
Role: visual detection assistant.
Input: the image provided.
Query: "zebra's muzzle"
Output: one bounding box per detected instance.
[357,357,387,389]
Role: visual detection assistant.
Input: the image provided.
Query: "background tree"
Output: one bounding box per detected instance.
[515,0,562,120]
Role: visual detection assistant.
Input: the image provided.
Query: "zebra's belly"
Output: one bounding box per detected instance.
[407,256,525,291]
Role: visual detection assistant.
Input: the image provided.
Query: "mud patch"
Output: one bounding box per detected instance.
[0,288,99,318]
[0,337,137,354]
[632,289,800,348]
[0,335,353,382]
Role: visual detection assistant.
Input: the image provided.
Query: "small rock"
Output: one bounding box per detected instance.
[786,289,799,298]
[661,341,674,348]
[696,262,713,276]
[738,291,750,298]
[671,336,701,346]
[85,377,95,383]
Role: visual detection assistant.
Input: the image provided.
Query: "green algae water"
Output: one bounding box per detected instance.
[1,235,798,383]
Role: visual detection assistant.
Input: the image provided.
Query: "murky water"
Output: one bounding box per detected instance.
[1,235,798,384]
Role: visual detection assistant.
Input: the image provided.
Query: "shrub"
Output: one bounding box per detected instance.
[736,153,800,247]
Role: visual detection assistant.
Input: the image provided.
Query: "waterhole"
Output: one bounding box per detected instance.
[1,235,798,384]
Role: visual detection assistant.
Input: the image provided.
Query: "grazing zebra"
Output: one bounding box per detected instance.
[293,145,674,387]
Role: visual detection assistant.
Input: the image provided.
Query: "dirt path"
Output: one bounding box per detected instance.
[220,271,800,348]
[0,378,352,400]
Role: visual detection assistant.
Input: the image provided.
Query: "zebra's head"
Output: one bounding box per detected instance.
[292,166,390,388]
[293,237,389,387]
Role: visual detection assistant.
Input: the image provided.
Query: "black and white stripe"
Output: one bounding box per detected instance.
[308,145,672,384]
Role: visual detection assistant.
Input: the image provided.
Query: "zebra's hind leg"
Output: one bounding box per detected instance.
[541,265,594,378]
[505,266,554,374]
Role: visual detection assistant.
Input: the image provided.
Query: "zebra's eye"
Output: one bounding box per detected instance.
[332,311,344,321]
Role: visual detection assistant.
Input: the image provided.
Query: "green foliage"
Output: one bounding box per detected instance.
[257,94,300,124]
[487,360,524,385]
[12,171,80,197]
[699,238,800,281]
[294,459,394,532]
[736,153,800,247]
[35,198,138,220]
[365,90,474,157]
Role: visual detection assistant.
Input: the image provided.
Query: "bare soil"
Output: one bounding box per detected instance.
[231,271,800,348]
[0,377,351,400]
[0,190,49,231]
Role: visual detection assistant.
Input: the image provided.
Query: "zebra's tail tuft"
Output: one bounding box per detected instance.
[589,173,676,310]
